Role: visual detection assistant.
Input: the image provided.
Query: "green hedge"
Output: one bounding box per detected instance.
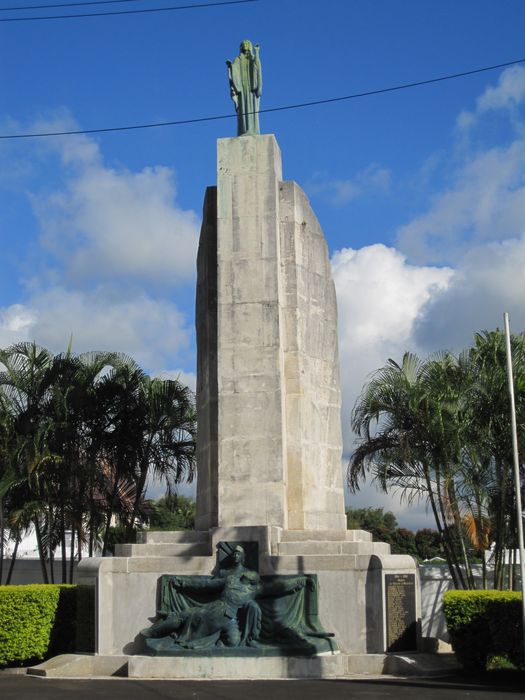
[443,590,523,670]
[0,584,95,668]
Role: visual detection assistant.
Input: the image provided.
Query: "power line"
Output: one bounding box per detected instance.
[1,57,524,140]
[0,0,146,12]
[0,0,143,12]
[0,0,256,20]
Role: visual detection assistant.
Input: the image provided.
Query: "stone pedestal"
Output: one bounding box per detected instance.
[78,134,420,676]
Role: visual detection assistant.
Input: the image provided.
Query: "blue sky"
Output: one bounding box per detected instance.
[1,0,525,529]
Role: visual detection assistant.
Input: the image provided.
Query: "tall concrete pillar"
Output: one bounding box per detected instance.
[196,135,346,531]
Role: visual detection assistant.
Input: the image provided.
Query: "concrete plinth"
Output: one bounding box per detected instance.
[80,526,419,658]
[128,653,344,679]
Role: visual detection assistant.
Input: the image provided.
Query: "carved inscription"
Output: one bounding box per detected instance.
[385,573,417,652]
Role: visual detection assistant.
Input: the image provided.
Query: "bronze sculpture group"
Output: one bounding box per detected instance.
[140,543,335,656]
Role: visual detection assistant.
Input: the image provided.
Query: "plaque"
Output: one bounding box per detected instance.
[385,573,417,652]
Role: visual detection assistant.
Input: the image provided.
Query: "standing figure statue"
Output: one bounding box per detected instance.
[226,40,262,136]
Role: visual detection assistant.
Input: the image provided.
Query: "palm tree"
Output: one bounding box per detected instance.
[350,352,470,588]
[0,342,55,582]
[123,375,196,540]
[0,343,197,576]
[349,331,525,590]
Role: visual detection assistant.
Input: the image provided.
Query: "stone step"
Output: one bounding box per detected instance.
[345,529,373,542]
[269,554,358,571]
[276,540,390,556]
[114,542,210,558]
[279,529,372,543]
[136,530,209,545]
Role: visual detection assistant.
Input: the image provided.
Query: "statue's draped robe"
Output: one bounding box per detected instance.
[230,52,262,136]
[143,572,333,655]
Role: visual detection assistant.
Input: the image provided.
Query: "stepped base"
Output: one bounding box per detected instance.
[80,526,419,658]
[27,652,460,679]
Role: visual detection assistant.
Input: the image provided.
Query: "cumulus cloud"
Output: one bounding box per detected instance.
[397,136,525,263]
[307,163,391,206]
[0,304,35,347]
[0,289,191,373]
[28,121,199,287]
[457,64,525,129]
[414,234,525,352]
[332,244,453,453]
[0,114,199,377]
[399,66,525,264]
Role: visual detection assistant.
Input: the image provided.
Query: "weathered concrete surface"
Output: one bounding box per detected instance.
[27,654,128,678]
[128,654,344,679]
[84,526,419,658]
[195,135,345,531]
[24,651,459,679]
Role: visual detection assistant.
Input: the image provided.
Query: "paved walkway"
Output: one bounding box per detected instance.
[2,674,525,699]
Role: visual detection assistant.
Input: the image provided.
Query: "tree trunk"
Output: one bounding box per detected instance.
[101,474,120,556]
[423,464,461,589]
[126,465,148,541]
[59,485,67,584]
[34,517,49,584]
[69,520,76,583]
[435,469,467,589]
[47,504,55,584]
[6,534,20,585]
[448,480,474,589]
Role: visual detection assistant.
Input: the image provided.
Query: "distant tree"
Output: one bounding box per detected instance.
[391,527,417,557]
[415,528,443,560]
[346,507,398,544]
[147,494,196,531]
[347,507,421,557]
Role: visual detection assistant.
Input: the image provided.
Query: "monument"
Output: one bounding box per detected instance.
[77,41,419,679]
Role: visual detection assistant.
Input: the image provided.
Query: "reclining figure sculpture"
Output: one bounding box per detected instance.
[140,543,336,656]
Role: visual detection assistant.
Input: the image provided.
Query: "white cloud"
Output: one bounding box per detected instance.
[0,304,35,347]
[307,163,391,206]
[397,138,525,263]
[32,132,199,287]
[0,115,199,378]
[0,288,191,373]
[414,234,525,351]
[457,64,525,129]
[332,244,453,453]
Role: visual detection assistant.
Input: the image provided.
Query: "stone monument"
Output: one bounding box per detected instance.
[77,42,420,679]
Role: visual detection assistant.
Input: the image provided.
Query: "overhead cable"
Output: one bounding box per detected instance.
[0,0,142,12]
[0,0,256,20]
[1,57,524,140]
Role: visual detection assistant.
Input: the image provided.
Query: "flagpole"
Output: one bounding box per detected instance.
[503,312,525,655]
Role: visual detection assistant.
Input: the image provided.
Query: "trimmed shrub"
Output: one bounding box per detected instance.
[443,590,523,670]
[0,584,95,668]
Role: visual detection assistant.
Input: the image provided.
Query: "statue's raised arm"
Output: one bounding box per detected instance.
[227,40,262,137]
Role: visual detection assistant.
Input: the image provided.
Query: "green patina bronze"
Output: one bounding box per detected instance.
[140,543,336,656]
[226,40,262,136]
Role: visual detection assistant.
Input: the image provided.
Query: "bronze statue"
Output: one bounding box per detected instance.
[227,40,262,136]
[140,543,336,655]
